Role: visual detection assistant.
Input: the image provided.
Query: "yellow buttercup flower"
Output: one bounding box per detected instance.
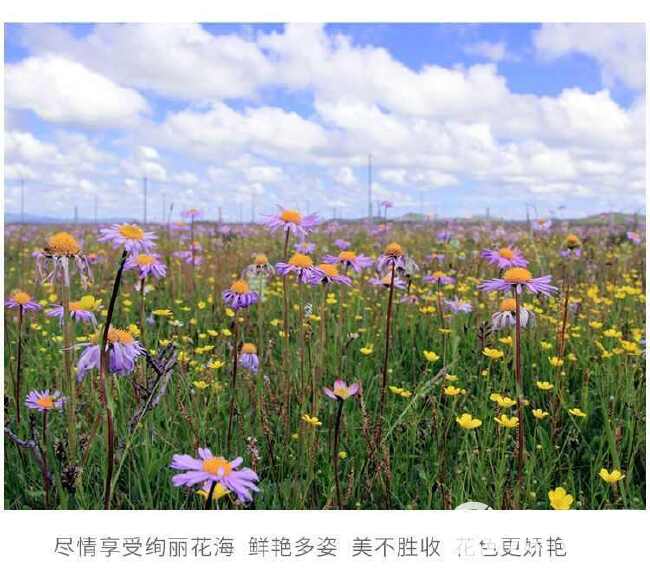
[301,414,322,427]
[532,409,549,420]
[423,350,440,363]
[193,380,210,390]
[443,385,462,396]
[599,468,625,484]
[494,414,519,428]
[483,347,504,360]
[196,482,229,502]
[152,309,173,317]
[548,487,574,510]
[456,413,482,430]
[568,407,587,418]
[548,356,564,367]
[389,386,412,398]
[536,381,554,391]
[360,345,374,355]
[489,393,516,408]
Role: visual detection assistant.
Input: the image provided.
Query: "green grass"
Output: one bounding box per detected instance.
[3,221,646,510]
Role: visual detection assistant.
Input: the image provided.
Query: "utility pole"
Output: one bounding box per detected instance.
[368,154,373,225]
[218,207,223,223]
[74,206,79,224]
[251,192,255,223]
[20,177,25,224]
[162,193,166,224]
[143,176,148,226]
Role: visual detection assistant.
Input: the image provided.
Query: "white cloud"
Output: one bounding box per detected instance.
[333,166,357,187]
[534,23,645,90]
[6,55,149,127]
[464,41,508,62]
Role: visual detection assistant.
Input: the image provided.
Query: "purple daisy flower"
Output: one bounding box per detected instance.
[25,389,65,412]
[5,290,41,312]
[323,379,360,401]
[239,343,259,374]
[124,253,167,280]
[181,208,203,220]
[294,241,316,254]
[627,231,642,245]
[170,448,259,503]
[311,264,352,286]
[478,268,557,296]
[264,207,319,239]
[98,223,157,254]
[369,274,407,289]
[275,253,325,284]
[47,302,97,326]
[36,231,92,288]
[76,327,145,382]
[444,297,473,314]
[481,246,528,269]
[424,271,455,286]
[334,239,351,250]
[222,280,259,310]
[376,242,407,272]
[532,219,552,232]
[322,251,374,273]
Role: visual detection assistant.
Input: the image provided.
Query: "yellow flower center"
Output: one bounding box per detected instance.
[498,247,514,260]
[384,242,403,257]
[202,456,232,477]
[565,234,581,248]
[77,295,97,311]
[241,342,257,354]
[107,327,134,345]
[333,385,350,398]
[35,395,55,410]
[12,291,32,305]
[339,251,357,261]
[118,224,145,240]
[135,254,155,266]
[432,270,446,279]
[499,298,517,312]
[230,280,250,294]
[280,209,302,224]
[254,254,269,265]
[46,232,80,256]
[319,263,339,278]
[503,267,532,284]
[69,301,82,311]
[288,253,313,269]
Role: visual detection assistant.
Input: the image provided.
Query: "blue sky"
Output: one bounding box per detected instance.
[4,23,645,221]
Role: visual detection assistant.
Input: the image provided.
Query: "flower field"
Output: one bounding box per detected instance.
[3,211,646,510]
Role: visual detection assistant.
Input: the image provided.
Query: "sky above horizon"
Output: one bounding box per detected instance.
[4,23,646,222]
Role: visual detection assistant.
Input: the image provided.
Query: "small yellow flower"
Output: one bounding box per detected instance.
[445,374,460,382]
[498,336,512,346]
[301,414,322,427]
[494,414,519,428]
[548,356,564,367]
[389,386,412,398]
[548,486,574,510]
[152,308,173,317]
[532,409,549,420]
[423,350,440,363]
[489,393,516,408]
[338,451,348,459]
[599,468,625,484]
[456,413,482,430]
[536,381,554,391]
[568,407,587,418]
[193,380,209,390]
[196,482,229,502]
[483,347,504,360]
[540,341,553,350]
[221,329,232,337]
[360,345,374,355]
[443,385,462,396]
[208,359,225,370]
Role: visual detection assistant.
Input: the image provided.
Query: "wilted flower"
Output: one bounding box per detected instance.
[491,297,535,330]
[76,327,145,382]
[369,273,407,289]
[311,264,352,286]
[47,295,101,326]
[36,231,92,287]
[124,253,167,280]
[239,343,259,374]
[222,280,259,310]
[376,242,406,272]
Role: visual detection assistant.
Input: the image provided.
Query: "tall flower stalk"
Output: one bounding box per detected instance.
[60,258,77,461]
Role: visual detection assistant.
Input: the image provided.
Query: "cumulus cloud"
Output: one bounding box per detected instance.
[463,41,508,62]
[533,23,645,90]
[5,55,149,127]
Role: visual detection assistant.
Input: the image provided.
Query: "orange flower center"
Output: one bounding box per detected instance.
[288,253,313,269]
[319,263,339,278]
[118,224,145,240]
[503,267,532,284]
[241,342,257,354]
[498,247,514,260]
[230,280,250,294]
[384,242,403,257]
[135,254,155,266]
[35,396,55,410]
[499,298,517,312]
[565,234,581,248]
[280,209,302,224]
[12,291,32,305]
[339,251,356,261]
[432,271,446,279]
[254,254,269,265]
[107,327,134,344]
[69,301,82,311]
[46,232,80,256]
[202,456,232,476]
